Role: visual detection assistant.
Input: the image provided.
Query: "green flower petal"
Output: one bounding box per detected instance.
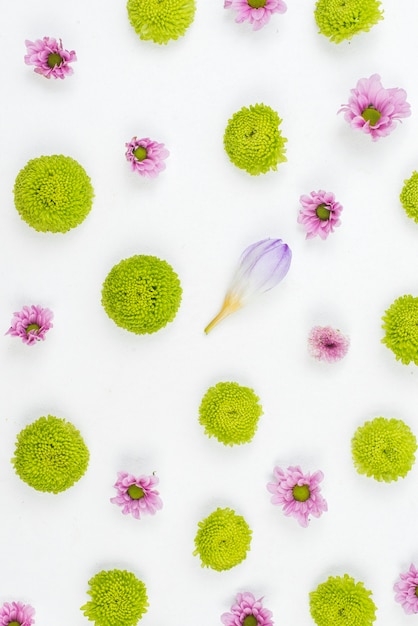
[81,569,148,626]
[310,574,377,625]
[193,507,252,571]
[12,415,89,493]
[400,171,418,223]
[14,155,94,233]
[101,255,182,335]
[314,0,383,43]
[382,294,418,365]
[224,103,287,176]
[199,381,263,446]
[352,417,416,482]
[127,0,196,44]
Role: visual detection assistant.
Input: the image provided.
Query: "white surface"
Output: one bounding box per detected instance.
[1,1,418,624]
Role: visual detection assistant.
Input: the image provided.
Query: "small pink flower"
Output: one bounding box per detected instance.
[267,465,327,527]
[308,326,350,363]
[110,471,162,520]
[6,305,54,346]
[339,74,411,141]
[394,564,418,614]
[0,601,35,626]
[221,592,274,626]
[125,137,169,178]
[297,190,343,240]
[224,0,286,31]
[24,37,76,79]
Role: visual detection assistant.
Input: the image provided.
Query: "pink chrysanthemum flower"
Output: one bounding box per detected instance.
[394,564,418,614]
[24,37,76,79]
[224,0,286,30]
[308,326,350,363]
[267,465,328,527]
[6,305,54,346]
[297,190,343,240]
[125,137,169,178]
[339,74,411,141]
[0,601,35,626]
[221,592,274,626]
[110,471,162,519]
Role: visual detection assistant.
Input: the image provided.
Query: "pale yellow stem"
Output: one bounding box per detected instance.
[204,294,242,334]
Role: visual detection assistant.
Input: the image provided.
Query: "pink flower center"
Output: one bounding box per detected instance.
[361,106,381,127]
[25,323,40,335]
[315,203,331,221]
[47,52,63,68]
[133,146,148,161]
[127,484,145,500]
[292,484,310,502]
[247,0,266,7]
[243,615,258,626]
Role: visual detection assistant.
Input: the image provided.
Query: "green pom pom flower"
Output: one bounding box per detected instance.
[101,255,182,335]
[224,103,287,176]
[14,155,94,233]
[81,569,148,626]
[400,171,418,223]
[127,0,196,44]
[352,417,417,482]
[382,294,418,365]
[193,507,252,571]
[310,574,377,625]
[199,381,263,446]
[314,0,383,44]
[12,415,89,493]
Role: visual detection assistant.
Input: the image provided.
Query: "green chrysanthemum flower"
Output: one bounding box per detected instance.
[400,171,418,223]
[127,0,196,44]
[101,255,182,335]
[352,417,417,482]
[314,0,383,44]
[310,574,377,625]
[193,507,252,571]
[12,415,89,493]
[199,381,263,446]
[224,103,287,176]
[81,569,148,626]
[382,294,418,365]
[14,155,94,233]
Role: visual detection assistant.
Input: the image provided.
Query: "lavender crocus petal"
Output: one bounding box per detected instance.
[230,238,292,302]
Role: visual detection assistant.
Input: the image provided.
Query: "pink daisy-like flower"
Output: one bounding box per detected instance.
[125,137,169,178]
[224,0,286,31]
[221,592,274,626]
[24,37,76,79]
[267,465,327,527]
[297,190,343,240]
[394,564,418,614]
[110,471,162,520]
[308,326,350,363]
[6,305,54,346]
[0,601,35,626]
[339,74,411,141]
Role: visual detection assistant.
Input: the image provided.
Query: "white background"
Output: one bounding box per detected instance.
[1,1,418,624]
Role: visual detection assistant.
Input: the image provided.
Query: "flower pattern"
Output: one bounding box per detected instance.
[0,601,35,626]
[24,37,76,79]
[298,190,343,240]
[125,137,169,178]
[224,0,286,30]
[394,564,418,614]
[308,326,350,362]
[221,592,274,626]
[110,471,162,519]
[6,305,53,345]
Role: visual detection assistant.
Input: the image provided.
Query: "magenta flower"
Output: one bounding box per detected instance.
[308,326,350,363]
[221,592,274,626]
[6,305,54,346]
[110,471,162,519]
[205,238,292,334]
[394,564,418,614]
[297,190,343,240]
[267,465,327,527]
[24,37,76,79]
[0,601,35,626]
[224,0,286,30]
[125,137,169,178]
[339,74,411,141]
